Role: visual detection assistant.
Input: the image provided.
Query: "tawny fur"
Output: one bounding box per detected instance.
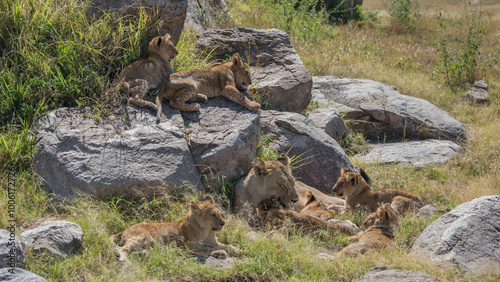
[156,53,260,118]
[111,195,240,262]
[332,168,424,214]
[336,203,398,258]
[111,33,177,111]
[294,181,345,214]
[256,195,359,236]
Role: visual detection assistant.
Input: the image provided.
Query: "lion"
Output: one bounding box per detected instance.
[155,53,260,119]
[331,168,424,215]
[256,195,359,236]
[111,195,240,262]
[294,181,346,215]
[336,203,398,258]
[112,33,177,111]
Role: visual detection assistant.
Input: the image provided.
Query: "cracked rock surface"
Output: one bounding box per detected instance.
[412,195,500,274]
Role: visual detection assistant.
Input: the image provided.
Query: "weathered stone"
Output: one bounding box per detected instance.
[185,0,231,32]
[306,108,349,140]
[196,256,236,270]
[0,230,25,269]
[88,0,187,44]
[473,80,488,90]
[412,196,500,274]
[260,110,356,193]
[312,76,470,141]
[353,140,461,167]
[182,97,260,187]
[0,268,47,282]
[33,106,201,198]
[317,253,334,260]
[196,28,312,112]
[417,204,439,220]
[466,80,489,104]
[358,266,439,282]
[21,221,83,258]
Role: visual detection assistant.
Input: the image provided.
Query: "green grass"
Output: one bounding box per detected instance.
[1,0,500,281]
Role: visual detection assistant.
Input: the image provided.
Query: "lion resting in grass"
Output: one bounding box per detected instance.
[111,195,240,262]
[156,53,260,118]
[294,181,346,215]
[336,204,398,258]
[332,168,424,214]
[112,33,177,111]
[256,195,360,236]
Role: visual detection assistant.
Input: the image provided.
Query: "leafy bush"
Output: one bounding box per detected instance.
[385,0,420,23]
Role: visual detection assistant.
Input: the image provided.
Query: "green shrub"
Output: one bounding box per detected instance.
[385,0,420,23]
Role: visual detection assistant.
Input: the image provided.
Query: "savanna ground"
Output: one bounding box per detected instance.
[0,0,499,280]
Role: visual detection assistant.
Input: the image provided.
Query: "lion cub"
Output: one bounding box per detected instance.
[256,195,359,235]
[336,204,398,258]
[112,195,239,262]
[112,33,177,111]
[332,168,424,214]
[156,53,260,118]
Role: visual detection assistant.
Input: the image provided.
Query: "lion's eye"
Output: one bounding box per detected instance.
[280,183,286,190]
[212,214,217,219]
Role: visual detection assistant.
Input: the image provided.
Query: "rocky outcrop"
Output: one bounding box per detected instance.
[358,266,439,282]
[21,221,83,258]
[306,108,348,140]
[196,28,312,112]
[88,0,187,44]
[0,268,47,282]
[312,76,470,141]
[33,106,201,198]
[185,0,231,31]
[354,140,461,167]
[0,230,25,269]
[412,195,500,274]
[260,110,356,193]
[466,80,489,104]
[182,97,260,187]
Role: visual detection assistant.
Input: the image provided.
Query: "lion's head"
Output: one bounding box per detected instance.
[300,191,335,220]
[363,203,398,230]
[255,195,282,222]
[332,168,370,198]
[146,33,178,62]
[235,154,299,211]
[230,53,252,91]
[189,195,225,232]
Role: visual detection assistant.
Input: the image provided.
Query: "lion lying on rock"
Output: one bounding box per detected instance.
[332,168,424,214]
[336,203,398,258]
[156,53,260,118]
[112,33,177,111]
[256,195,360,236]
[111,195,240,262]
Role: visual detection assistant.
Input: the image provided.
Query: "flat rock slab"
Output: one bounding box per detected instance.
[182,97,260,185]
[312,76,470,141]
[33,106,200,198]
[196,256,237,270]
[260,110,356,193]
[0,230,25,269]
[354,140,461,167]
[358,266,439,282]
[0,268,47,282]
[196,28,312,112]
[21,221,83,258]
[412,195,500,274]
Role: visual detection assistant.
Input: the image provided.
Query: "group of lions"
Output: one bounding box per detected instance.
[110,33,424,262]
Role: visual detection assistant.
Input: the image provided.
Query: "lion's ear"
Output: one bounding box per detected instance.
[252,158,268,176]
[269,195,280,202]
[304,191,315,205]
[256,208,266,220]
[163,33,171,40]
[341,168,349,175]
[232,53,242,66]
[202,194,214,204]
[349,174,358,186]
[157,37,162,46]
[190,200,201,213]
[277,153,289,167]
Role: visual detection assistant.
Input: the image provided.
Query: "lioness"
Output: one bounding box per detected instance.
[112,195,239,262]
[336,204,398,258]
[156,53,261,118]
[256,195,359,235]
[332,168,424,214]
[112,33,177,111]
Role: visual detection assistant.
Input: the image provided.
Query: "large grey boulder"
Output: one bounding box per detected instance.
[412,195,500,274]
[185,0,231,32]
[88,0,187,44]
[21,221,83,258]
[358,266,439,282]
[33,106,201,198]
[196,28,312,112]
[0,268,47,282]
[260,110,356,193]
[354,139,461,167]
[306,107,349,140]
[312,76,470,141]
[182,97,260,187]
[0,230,25,269]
